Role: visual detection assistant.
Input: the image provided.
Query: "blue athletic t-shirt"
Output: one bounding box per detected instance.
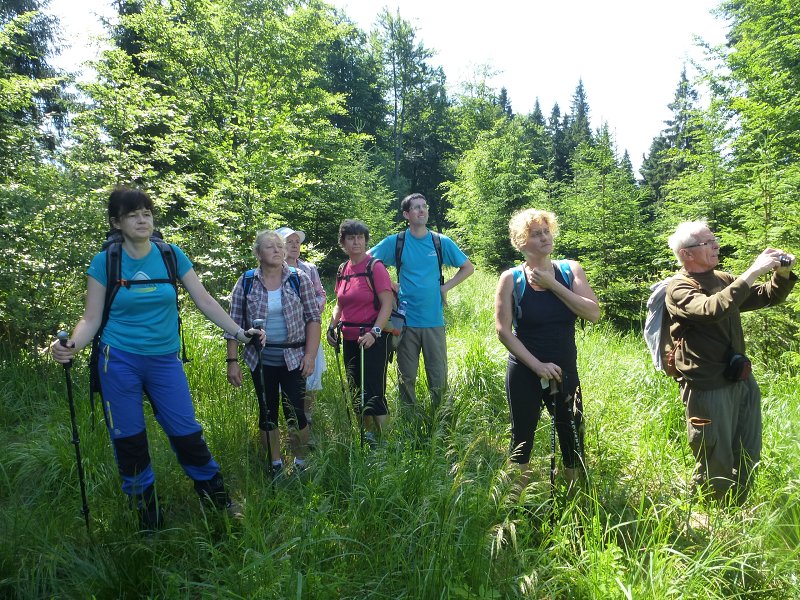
[87,242,192,355]
[369,230,468,327]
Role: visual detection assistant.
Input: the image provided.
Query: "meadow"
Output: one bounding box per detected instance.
[1,269,799,599]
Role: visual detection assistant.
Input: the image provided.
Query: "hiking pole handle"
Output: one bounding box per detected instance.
[57,330,73,369]
[252,319,265,347]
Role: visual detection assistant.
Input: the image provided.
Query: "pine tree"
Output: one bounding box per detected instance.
[566,78,592,152]
[640,68,701,204]
[497,86,513,119]
[546,103,570,183]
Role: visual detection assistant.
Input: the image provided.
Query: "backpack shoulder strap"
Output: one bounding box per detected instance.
[395,231,406,278]
[153,240,179,286]
[511,264,526,328]
[242,268,257,297]
[153,240,187,363]
[554,259,574,290]
[102,242,123,330]
[430,231,444,286]
[241,268,257,328]
[288,270,302,298]
[365,257,381,310]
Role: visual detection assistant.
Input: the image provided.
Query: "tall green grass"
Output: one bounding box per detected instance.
[2,269,798,598]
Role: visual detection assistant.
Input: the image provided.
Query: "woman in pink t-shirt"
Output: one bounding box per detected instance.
[326,219,394,443]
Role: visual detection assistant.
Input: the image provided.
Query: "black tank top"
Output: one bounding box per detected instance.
[512,265,577,369]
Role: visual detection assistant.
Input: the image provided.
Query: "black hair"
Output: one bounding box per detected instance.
[338,219,370,245]
[400,192,426,213]
[107,187,154,228]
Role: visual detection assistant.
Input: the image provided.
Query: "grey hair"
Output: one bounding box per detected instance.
[253,230,286,258]
[667,220,709,265]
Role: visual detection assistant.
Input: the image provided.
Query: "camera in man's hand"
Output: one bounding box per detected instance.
[779,255,791,267]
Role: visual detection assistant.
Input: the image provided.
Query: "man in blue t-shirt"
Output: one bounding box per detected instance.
[369,193,474,416]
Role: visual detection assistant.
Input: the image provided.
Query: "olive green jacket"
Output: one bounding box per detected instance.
[665,269,796,390]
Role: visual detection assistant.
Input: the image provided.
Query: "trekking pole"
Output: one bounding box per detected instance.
[359,327,366,451]
[565,394,584,470]
[547,378,558,524]
[332,324,354,430]
[57,331,90,533]
[252,319,274,481]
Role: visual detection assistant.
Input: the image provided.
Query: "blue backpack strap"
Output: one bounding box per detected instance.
[242,269,256,296]
[555,259,574,290]
[511,264,526,328]
[241,268,257,327]
[288,270,301,298]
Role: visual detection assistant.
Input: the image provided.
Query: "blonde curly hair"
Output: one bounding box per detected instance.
[508,208,559,252]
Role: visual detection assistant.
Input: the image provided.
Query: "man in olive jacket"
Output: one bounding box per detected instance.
[665,221,796,505]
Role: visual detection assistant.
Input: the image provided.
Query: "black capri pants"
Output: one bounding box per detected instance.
[250,364,307,432]
[343,335,390,417]
[506,357,584,467]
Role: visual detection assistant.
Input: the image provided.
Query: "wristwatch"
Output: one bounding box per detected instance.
[370,326,382,338]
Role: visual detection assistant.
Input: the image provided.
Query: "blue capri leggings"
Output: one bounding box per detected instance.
[98,343,220,496]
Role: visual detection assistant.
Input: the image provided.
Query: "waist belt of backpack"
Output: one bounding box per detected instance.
[263,340,306,349]
[340,321,373,329]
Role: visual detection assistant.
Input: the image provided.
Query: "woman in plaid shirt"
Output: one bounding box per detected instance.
[225,230,322,475]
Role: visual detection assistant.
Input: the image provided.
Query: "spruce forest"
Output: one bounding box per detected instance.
[2,0,800,598]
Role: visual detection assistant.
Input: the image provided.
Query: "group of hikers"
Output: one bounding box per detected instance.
[51,186,796,530]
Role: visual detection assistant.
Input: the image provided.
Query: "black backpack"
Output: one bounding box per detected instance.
[335,257,382,314]
[395,229,444,285]
[89,230,186,417]
[336,257,405,352]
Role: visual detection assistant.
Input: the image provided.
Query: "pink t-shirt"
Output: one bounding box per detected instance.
[335,255,393,341]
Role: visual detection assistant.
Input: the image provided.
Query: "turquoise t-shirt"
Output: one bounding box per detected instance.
[87,242,192,355]
[369,230,468,327]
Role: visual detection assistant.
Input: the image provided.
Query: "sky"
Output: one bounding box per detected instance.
[46,0,729,173]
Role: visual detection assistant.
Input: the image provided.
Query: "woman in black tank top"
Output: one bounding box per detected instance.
[494,208,600,499]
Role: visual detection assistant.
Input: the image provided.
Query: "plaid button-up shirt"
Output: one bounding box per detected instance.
[226,263,321,371]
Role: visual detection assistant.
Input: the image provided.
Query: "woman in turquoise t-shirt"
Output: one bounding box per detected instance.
[51,187,261,530]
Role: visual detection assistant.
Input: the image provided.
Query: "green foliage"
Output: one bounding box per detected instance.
[0,170,106,347]
[444,117,549,270]
[66,0,395,296]
[556,126,656,326]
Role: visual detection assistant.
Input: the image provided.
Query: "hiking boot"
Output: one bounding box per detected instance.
[194,472,232,510]
[132,484,163,531]
[270,462,284,480]
[225,498,244,519]
[364,431,378,450]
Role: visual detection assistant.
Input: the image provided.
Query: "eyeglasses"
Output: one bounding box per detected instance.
[409,204,429,212]
[684,237,720,249]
